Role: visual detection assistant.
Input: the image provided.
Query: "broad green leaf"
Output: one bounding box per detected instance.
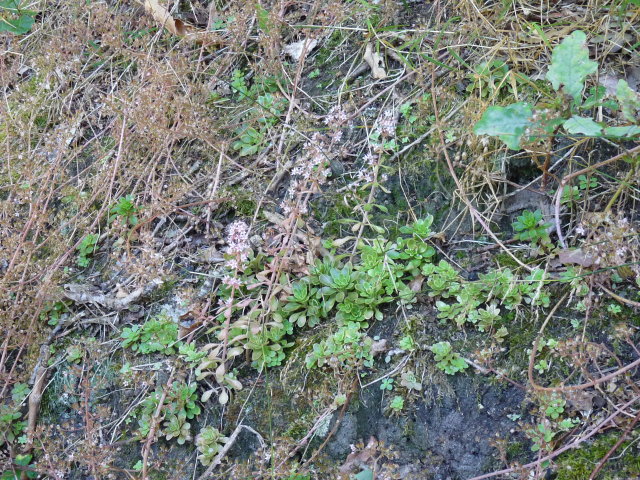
[0,0,20,10]
[603,126,640,138]
[354,469,374,480]
[616,80,640,122]
[474,102,533,150]
[563,116,603,136]
[0,13,34,34]
[546,31,598,103]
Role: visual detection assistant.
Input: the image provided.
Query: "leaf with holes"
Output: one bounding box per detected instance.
[546,30,598,103]
[474,102,533,150]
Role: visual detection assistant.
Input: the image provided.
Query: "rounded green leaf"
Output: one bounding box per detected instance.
[546,31,598,103]
[474,102,533,150]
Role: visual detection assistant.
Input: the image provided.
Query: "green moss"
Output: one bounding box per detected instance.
[315,196,358,238]
[505,440,526,460]
[234,193,258,216]
[147,278,177,303]
[555,432,640,479]
[492,252,525,268]
[314,30,346,66]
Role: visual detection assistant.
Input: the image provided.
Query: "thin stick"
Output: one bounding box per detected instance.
[141,368,175,480]
[554,145,640,248]
[467,396,640,480]
[588,408,640,480]
[196,424,264,480]
[429,76,533,272]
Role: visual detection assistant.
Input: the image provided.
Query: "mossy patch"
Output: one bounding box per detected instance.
[555,431,640,479]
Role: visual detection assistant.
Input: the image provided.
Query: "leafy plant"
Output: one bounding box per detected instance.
[400,371,422,391]
[178,342,207,366]
[232,126,264,157]
[134,382,201,445]
[389,395,404,412]
[544,396,566,420]
[76,233,99,267]
[512,209,552,248]
[578,174,597,191]
[546,30,597,103]
[39,300,71,326]
[380,378,394,391]
[466,59,523,99]
[256,93,288,126]
[65,344,83,364]
[244,320,294,369]
[429,342,468,375]
[305,322,374,370]
[109,194,139,226]
[0,454,37,479]
[474,102,535,150]
[196,426,229,466]
[474,30,640,151]
[0,384,29,447]
[527,422,555,452]
[120,314,178,355]
[607,303,622,315]
[282,280,325,328]
[398,335,415,352]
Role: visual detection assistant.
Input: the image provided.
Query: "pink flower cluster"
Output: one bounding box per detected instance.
[282,133,333,216]
[377,109,397,138]
[324,105,349,127]
[225,220,250,270]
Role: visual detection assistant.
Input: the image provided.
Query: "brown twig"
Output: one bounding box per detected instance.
[597,282,640,308]
[554,145,640,248]
[429,73,533,272]
[588,408,640,480]
[141,368,175,480]
[467,396,640,480]
[195,424,264,480]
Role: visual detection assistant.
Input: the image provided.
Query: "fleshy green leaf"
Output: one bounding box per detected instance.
[474,102,533,150]
[546,31,598,103]
[563,116,603,136]
[603,126,640,138]
[616,80,640,122]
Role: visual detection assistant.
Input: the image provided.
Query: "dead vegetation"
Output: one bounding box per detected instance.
[1,0,640,478]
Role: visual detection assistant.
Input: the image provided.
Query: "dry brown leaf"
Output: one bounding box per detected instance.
[338,436,379,475]
[557,248,596,268]
[144,0,195,37]
[363,43,387,79]
[283,38,318,62]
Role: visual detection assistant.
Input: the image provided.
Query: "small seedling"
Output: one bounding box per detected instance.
[77,233,99,267]
[429,341,468,375]
[607,303,622,314]
[196,426,229,466]
[389,395,404,412]
[109,194,139,226]
[380,378,394,391]
[544,396,566,420]
[232,126,264,157]
[512,210,552,248]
